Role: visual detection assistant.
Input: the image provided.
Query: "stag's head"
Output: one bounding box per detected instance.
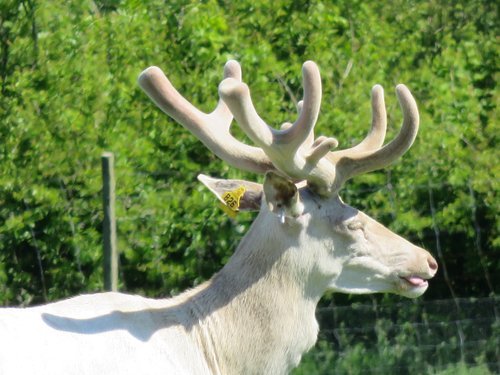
[138,60,437,299]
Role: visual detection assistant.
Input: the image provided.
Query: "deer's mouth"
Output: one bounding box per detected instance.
[399,275,429,288]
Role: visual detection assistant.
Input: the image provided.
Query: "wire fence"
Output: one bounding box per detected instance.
[296,296,500,374]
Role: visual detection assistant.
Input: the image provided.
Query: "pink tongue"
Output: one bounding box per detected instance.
[406,276,426,286]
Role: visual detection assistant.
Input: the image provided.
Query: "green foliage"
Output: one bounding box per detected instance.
[0,0,498,370]
[293,297,499,374]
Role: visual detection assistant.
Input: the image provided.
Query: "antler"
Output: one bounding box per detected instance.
[139,60,419,198]
[218,62,337,179]
[325,84,419,193]
[138,61,273,173]
[219,61,419,196]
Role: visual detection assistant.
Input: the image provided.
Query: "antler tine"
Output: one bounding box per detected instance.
[138,61,273,173]
[210,60,242,124]
[326,84,387,163]
[329,84,419,190]
[218,78,274,146]
[356,84,388,151]
[275,61,322,149]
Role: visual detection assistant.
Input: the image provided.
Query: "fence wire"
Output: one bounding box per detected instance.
[298,297,500,374]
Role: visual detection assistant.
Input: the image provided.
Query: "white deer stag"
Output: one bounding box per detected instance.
[0,60,437,375]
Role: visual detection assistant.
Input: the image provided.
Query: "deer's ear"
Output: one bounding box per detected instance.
[197,174,262,211]
[263,171,304,222]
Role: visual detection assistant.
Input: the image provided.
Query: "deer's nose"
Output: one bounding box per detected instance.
[427,255,438,275]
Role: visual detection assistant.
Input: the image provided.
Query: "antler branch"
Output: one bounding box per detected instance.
[219,61,337,182]
[328,84,419,191]
[138,61,273,173]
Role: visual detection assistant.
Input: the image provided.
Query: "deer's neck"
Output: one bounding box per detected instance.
[188,213,323,375]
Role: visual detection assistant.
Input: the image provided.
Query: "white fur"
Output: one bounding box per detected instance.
[0,190,437,375]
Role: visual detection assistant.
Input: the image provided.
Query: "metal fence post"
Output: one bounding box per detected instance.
[102,152,118,291]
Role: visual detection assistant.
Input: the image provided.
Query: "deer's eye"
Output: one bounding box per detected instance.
[347,221,364,231]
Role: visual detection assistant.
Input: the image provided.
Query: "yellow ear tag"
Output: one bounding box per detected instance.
[218,186,246,218]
